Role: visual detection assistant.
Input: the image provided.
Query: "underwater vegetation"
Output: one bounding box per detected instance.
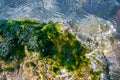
[0,19,101,79]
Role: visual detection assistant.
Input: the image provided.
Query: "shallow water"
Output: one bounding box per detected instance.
[0,0,118,20]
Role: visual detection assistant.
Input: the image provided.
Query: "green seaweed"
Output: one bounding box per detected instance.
[3,67,15,72]
[29,61,36,67]
[52,66,60,74]
[90,69,102,80]
[0,19,101,78]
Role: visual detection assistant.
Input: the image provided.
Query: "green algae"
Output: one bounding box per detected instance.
[29,61,36,67]
[0,19,102,79]
[90,69,102,80]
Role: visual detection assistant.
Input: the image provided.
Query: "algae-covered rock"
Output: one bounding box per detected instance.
[0,19,102,80]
